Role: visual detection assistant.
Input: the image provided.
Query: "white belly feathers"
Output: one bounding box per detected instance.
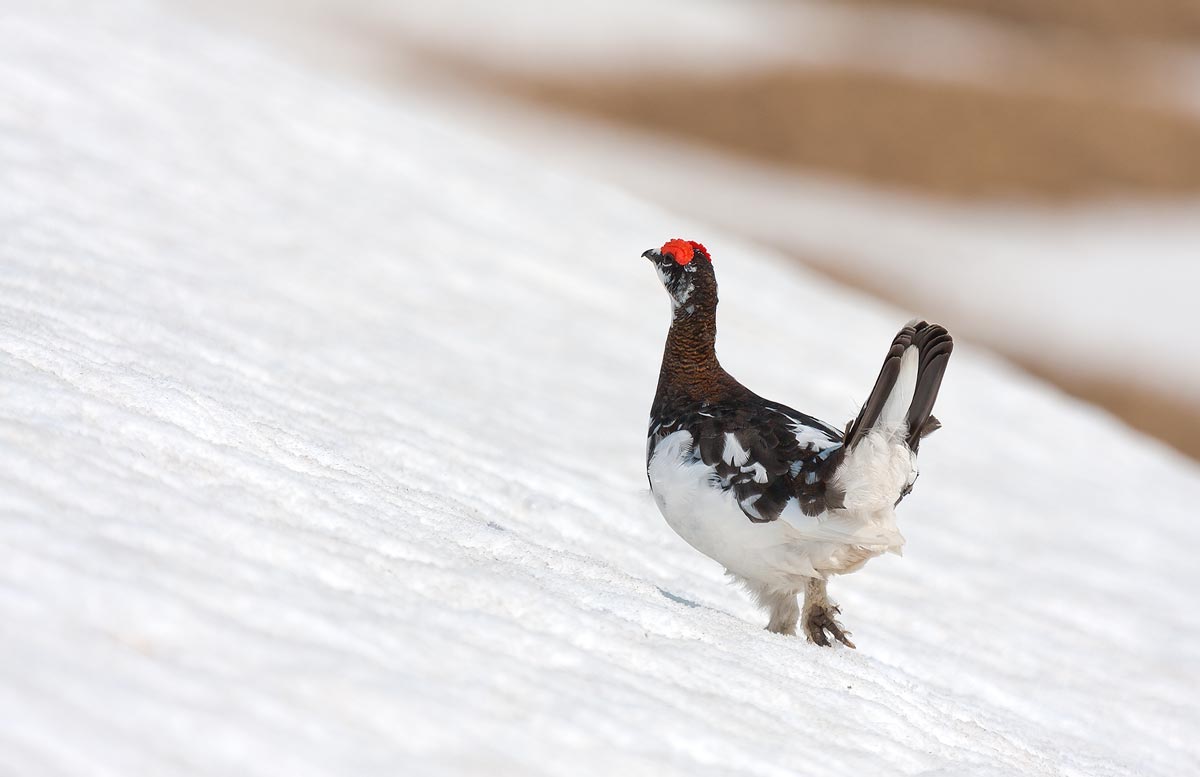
[647,430,905,585]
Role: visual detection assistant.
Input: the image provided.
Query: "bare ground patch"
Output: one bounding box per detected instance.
[496,68,1200,201]
[837,0,1200,43]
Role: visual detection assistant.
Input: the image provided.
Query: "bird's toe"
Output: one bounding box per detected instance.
[804,606,856,649]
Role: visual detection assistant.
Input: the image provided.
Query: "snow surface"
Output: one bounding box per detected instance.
[2,2,1200,776]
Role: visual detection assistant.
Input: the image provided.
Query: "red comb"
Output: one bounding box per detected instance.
[660,238,711,266]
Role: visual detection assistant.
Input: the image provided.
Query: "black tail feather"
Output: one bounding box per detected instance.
[906,323,952,452]
[844,320,953,451]
[843,322,919,449]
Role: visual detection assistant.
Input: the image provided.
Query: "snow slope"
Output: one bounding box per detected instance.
[2,2,1199,775]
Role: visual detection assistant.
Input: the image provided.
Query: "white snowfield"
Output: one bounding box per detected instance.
[2,2,1199,776]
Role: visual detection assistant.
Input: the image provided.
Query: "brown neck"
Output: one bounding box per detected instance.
[653,279,735,408]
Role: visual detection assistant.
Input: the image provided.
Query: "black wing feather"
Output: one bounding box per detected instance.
[648,399,844,524]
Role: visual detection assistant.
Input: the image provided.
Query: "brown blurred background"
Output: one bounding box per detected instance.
[442,3,1200,458]
[194,0,1200,459]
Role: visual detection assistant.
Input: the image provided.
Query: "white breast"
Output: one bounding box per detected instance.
[647,430,905,586]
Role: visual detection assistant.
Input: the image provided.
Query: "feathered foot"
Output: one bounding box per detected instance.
[764,592,800,636]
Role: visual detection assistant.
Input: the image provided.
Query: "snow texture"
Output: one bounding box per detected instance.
[2,2,1200,776]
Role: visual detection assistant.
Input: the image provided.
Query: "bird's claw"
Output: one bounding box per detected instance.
[804,604,856,649]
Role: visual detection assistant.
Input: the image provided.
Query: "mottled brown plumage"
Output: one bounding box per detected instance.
[651,257,734,407]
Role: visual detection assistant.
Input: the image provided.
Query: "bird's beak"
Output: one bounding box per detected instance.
[642,249,658,261]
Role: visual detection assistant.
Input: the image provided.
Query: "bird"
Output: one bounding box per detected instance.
[643,238,952,647]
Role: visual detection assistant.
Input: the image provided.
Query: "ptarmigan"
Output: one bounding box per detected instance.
[644,239,952,647]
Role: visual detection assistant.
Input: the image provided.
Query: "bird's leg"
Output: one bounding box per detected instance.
[802,577,855,648]
[763,591,800,636]
[741,579,800,635]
